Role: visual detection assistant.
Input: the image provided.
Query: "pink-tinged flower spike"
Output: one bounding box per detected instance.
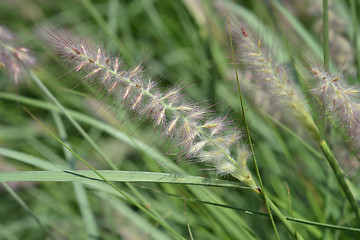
[310,65,360,157]
[0,25,36,85]
[237,28,360,219]
[236,27,320,141]
[40,28,257,189]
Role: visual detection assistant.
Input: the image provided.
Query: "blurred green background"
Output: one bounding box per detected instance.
[1,0,360,239]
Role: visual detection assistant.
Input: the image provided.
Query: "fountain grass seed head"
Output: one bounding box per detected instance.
[40,27,258,189]
[235,26,320,142]
[0,25,36,85]
[310,65,360,157]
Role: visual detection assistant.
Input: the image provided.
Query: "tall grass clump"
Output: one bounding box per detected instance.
[40,28,258,187]
[235,25,360,223]
[2,1,360,239]
[36,26,310,239]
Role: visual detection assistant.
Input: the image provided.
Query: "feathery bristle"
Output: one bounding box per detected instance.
[40,27,257,188]
[310,65,360,156]
[236,26,320,141]
[0,25,36,85]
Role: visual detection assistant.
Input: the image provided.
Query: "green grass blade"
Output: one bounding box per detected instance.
[0,170,249,188]
[27,70,118,170]
[52,111,99,239]
[0,147,66,171]
[24,109,187,240]
[1,182,55,239]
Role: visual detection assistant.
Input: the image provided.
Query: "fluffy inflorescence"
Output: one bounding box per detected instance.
[41,28,257,188]
[0,25,36,85]
[236,27,320,141]
[310,66,360,156]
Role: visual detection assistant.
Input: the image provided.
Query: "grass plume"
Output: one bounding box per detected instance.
[0,25,35,85]
[236,26,360,223]
[310,65,360,158]
[39,27,257,188]
[235,26,320,141]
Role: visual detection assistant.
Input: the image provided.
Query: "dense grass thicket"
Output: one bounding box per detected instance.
[1,0,360,239]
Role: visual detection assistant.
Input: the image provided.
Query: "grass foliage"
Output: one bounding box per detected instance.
[1,0,360,239]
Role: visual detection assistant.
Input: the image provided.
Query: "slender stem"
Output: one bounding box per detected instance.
[27,69,118,170]
[318,4,358,221]
[319,140,360,223]
[350,0,360,82]
[150,189,360,233]
[24,108,187,240]
[227,19,281,240]
[323,0,329,70]
[2,183,55,239]
[28,69,180,236]
[266,195,304,240]
[52,112,99,238]
[321,0,329,140]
